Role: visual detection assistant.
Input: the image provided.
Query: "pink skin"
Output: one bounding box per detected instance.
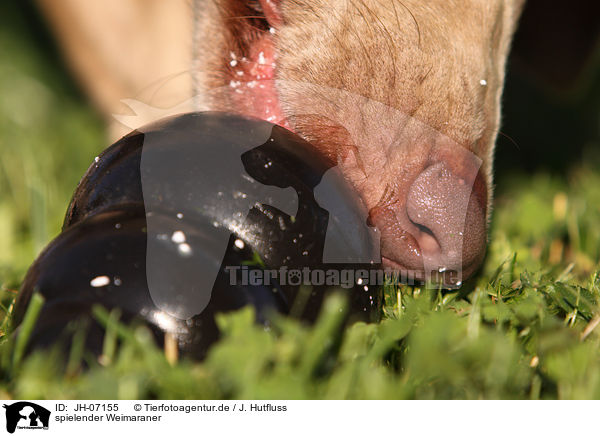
[228,2,287,127]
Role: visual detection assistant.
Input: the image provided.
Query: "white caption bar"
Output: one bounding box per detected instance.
[0,400,588,435]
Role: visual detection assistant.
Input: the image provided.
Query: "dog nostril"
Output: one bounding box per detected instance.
[405,161,486,273]
[410,221,440,254]
[412,221,435,239]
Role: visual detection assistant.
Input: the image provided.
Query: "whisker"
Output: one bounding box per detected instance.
[396,0,421,47]
[498,131,521,151]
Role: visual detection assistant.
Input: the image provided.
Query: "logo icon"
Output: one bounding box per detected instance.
[3,402,50,433]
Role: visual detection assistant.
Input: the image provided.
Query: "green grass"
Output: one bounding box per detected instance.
[0,1,599,399]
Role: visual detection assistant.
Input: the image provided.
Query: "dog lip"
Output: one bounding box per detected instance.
[381,256,410,271]
[381,256,425,281]
[381,255,480,286]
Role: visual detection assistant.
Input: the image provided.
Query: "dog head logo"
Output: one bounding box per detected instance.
[3,402,50,433]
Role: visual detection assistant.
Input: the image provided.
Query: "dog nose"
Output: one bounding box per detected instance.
[404,161,487,278]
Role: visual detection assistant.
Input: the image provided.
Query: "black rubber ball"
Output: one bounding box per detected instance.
[16,205,288,360]
[15,112,383,359]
